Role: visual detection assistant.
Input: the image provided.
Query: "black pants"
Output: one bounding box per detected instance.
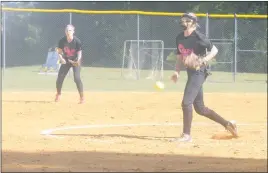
[56,63,83,95]
[181,66,228,135]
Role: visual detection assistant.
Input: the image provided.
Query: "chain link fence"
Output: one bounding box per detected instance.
[237,18,267,75]
[2,11,267,83]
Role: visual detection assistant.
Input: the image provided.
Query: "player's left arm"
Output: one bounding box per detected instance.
[77,50,82,64]
[76,38,82,64]
[199,34,218,63]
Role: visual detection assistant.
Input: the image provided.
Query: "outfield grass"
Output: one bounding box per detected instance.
[2,66,267,93]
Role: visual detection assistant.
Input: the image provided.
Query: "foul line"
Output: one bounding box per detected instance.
[40,122,267,145]
[41,122,266,136]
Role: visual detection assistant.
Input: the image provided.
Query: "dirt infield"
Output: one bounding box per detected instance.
[2,91,267,172]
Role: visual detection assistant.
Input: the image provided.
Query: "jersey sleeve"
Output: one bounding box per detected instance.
[197,31,213,51]
[58,38,64,50]
[76,38,82,51]
[57,38,64,55]
[176,35,181,55]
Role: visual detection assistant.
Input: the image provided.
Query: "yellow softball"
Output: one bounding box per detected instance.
[155,81,165,90]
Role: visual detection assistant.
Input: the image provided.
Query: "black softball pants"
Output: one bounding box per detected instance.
[56,63,83,95]
[181,67,228,135]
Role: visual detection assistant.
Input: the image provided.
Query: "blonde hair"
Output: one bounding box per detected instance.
[65,24,75,31]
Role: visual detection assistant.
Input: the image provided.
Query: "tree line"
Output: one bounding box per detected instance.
[2,2,267,73]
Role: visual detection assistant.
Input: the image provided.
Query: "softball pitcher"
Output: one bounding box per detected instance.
[171,13,238,142]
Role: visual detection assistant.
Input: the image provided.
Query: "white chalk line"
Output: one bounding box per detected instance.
[40,122,267,144]
[86,139,115,144]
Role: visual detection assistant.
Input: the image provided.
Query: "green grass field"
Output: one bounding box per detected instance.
[2,66,267,93]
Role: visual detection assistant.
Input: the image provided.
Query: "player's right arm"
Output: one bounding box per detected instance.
[171,54,182,83]
[175,54,182,74]
[57,39,66,64]
[171,35,182,83]
[196,31,218,64]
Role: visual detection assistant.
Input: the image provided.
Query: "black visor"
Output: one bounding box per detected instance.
[182,13,198,22]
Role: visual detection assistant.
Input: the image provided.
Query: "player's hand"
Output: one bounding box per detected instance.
[68,59,80,67]
[171,71,179,83]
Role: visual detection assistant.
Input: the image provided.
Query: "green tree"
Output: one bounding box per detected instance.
[2,2,42,66]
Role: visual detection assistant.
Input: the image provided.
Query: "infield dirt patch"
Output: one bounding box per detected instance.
[2,92,267,172]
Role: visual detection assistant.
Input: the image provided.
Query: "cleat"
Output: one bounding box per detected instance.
[79,97,84,104]
[55,94,60,102]
[170,133,192,143]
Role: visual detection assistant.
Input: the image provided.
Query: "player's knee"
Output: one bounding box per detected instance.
[194,107,204,115]
[58,70,68,78]
[56,75,65,83]
[194,105,207,116]
[181,101,192,110]
[74,76,81,84]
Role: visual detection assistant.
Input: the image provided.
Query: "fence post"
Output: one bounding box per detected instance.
[234,13,238,82]
[68,12,73,77]
[2,11,6,77]
[205,13,209,38]
[69,12,72,24]
[137,14,140,79]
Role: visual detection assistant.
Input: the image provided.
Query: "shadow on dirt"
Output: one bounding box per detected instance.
[2,150,267,172]
[50,132,239,141]
[52,133,176,141]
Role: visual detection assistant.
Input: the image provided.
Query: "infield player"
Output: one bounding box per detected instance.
[170,13,238,142]
[55,24,84,104]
